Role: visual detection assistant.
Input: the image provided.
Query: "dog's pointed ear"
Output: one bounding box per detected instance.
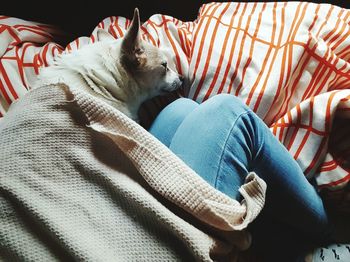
[121,8,144,61]
[96,28,115,42]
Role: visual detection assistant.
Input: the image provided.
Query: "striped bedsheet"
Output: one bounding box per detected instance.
[1,2,349,210]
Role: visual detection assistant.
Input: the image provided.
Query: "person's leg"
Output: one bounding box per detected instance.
[166,94,332,259]
[149,98,198,147]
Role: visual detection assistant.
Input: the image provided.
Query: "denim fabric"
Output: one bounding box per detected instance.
[149,94,332,261]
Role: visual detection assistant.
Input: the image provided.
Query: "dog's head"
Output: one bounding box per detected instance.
[37,8,183,121]
[96,8,184,102]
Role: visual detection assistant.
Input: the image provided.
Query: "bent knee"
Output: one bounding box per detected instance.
[161,98,199,119]
[169,98,199,110]
[203,94,251,116]
[149,98,198,146]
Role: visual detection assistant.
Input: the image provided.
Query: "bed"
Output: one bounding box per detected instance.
[1,1,350,261]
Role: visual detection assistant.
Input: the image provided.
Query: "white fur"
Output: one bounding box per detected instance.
[35,9,183,122]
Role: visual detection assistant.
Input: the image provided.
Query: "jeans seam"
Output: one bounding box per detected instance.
[214,110,251,191]
[251,116,265,171]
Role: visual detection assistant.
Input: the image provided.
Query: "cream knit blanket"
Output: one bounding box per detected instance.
[0,85,266,261]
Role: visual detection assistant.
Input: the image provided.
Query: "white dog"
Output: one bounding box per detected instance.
[37,8,184,122]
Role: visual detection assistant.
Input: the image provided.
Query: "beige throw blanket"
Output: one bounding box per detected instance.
[0,85,266,261]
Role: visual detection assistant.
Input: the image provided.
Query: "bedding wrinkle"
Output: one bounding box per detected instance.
[234,2,261,98]
[193,2,231,102]
[190,2,221,100]
[226,3,250,97]
[218,3,246,97]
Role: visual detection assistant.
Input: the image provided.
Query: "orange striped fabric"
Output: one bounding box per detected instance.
[0,16,63,116]
[1,2,350,210]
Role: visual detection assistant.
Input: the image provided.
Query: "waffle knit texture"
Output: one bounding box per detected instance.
[0,85,266,261]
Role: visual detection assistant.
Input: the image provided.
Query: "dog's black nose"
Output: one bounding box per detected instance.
[179,75,184,82]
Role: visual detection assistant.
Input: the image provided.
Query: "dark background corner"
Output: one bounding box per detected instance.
[2,0,349,44]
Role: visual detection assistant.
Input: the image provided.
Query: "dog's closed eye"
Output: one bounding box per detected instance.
[161,61,168,71]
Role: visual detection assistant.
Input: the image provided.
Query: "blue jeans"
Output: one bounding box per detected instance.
[149,94,333,261]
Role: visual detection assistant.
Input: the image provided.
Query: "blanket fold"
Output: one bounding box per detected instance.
[0,85,266,261]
